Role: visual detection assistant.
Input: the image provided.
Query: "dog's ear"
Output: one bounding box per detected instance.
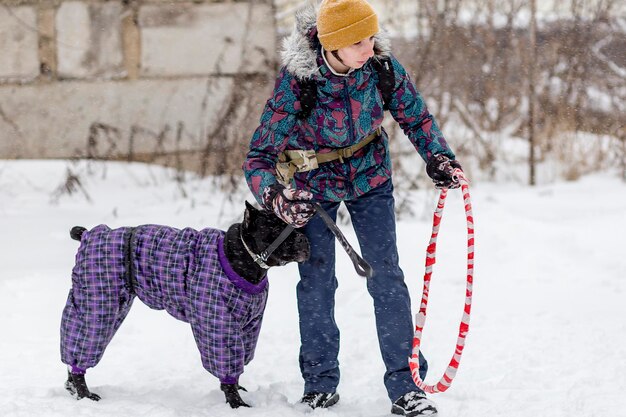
[245,200,258,213]
[243,201,257,228]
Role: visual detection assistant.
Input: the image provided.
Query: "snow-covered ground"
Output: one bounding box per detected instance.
[1,160,624,417]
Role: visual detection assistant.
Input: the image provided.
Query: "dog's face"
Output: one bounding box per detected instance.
[242,201,310,266]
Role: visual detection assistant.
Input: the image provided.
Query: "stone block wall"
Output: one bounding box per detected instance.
[0,0,276,172]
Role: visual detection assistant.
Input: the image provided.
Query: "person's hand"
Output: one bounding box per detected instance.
[426,154,463,189]
[261,184,315,228]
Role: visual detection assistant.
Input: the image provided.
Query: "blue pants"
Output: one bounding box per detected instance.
[297,180,428,402]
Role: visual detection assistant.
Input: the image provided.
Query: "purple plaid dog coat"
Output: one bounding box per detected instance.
[60,224,268,385]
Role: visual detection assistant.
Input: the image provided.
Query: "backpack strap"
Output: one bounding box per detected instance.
[296,78,318,120]
[295,55,395,119]
[371,56,395,111]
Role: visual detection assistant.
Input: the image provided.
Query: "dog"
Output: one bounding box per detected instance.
[60,201,310,408]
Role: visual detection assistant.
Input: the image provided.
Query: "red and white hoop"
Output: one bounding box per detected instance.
[409,169,474,393]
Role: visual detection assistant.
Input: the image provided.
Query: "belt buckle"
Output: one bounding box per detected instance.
[340,147,354,159]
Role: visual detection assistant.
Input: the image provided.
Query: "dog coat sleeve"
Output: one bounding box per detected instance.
[242,313,265,366]
[190,297,247,385]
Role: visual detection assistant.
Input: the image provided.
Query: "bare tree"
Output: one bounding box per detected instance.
[528,0,537,185]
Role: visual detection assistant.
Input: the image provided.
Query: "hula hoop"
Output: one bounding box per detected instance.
[409,169,474,394]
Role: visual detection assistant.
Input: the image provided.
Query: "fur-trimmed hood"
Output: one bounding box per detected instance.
[280,5,392,80]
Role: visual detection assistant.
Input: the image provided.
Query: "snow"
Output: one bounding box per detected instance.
[1,159,625,417]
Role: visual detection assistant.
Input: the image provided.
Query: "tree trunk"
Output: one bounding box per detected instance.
[528,0,537,186]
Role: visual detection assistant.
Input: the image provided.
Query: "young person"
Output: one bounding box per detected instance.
[243,1,463,415]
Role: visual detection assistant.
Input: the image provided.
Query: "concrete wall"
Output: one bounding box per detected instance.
[0,0,276,163]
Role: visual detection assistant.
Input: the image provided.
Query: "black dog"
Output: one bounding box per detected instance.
[60,202,310,408]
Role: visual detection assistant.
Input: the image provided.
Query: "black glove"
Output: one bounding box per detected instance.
[426,154,463,189]
[261,184,316,228]
[220,383,250,408]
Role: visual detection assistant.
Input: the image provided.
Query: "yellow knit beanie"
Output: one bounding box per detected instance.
[317,0,379,51]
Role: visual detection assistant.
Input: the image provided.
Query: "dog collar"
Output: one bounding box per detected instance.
[240,226,271,269]
[217,236,268,294]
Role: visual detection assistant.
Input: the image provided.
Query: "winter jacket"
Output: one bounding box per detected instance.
[66,224,267,384]
[243,6,455,203]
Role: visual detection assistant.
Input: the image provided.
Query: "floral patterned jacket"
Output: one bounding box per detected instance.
[243,6,455,202]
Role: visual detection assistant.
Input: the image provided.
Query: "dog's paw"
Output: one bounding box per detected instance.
[65,372,101,401]
[221,383,250,408]
[227,397,250,409]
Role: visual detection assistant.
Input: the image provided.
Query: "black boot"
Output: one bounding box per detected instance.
[220,383,250,408]
[391,391,438,416]
[65,371,101,401]
[300,392,340,409]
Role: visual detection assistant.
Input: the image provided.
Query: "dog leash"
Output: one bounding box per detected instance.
[409,169,474,393]
[241,224,295,269]
[313,203,374,278]
[258,224,295,265]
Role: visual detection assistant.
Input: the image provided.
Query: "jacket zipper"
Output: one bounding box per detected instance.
[343,78,356,189]
[343,78,355,145]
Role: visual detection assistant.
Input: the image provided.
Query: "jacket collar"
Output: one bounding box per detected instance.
[320,45,354,77]
[280,4,392,81]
